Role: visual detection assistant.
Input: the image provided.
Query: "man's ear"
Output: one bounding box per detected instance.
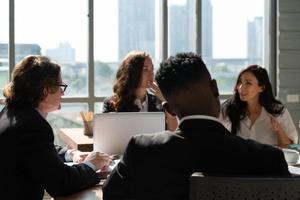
[162,101,177,116]
[211,79,219,98]
[42,88,49,100]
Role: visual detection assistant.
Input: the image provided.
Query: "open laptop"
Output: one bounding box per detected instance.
[93,112,165,155]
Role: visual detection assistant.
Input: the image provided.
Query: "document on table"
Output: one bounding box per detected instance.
[288,165,300,175]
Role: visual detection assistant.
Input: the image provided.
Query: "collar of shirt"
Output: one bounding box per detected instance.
[134,94,149,112]
[179,115,222,126]
[242,106,268,126]
[36,108,46,119]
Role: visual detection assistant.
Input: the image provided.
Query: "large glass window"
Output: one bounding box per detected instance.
[0,0,9,99]
[48,103,88,144]
[2,0,271,136]
[168,0,196,56]
[15,0,88,97]
[94,0,160,97]
[94,0,118,97]
[94,102,104,114]
[203,0,265,93]
[14,0,89,135]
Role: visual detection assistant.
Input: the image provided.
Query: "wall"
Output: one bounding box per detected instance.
[278,0,300,137]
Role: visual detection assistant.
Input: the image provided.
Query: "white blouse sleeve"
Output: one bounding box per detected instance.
[277,109,298,144]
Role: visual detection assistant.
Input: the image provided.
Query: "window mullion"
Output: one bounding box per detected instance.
[159,0,168,61]
[195,0,202,55]
[88,0,94,111]
[9,0,15,80]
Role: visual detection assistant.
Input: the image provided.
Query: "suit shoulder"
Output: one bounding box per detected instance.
[131,131,182,146]
[242,138,285,158]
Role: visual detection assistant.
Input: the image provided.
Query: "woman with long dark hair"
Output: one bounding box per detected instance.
[102,51,178,131]
[220,65,298,147]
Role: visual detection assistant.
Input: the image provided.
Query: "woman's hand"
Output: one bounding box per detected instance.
[147,81,166,102]
[148,81,178,131]
[268,113,283,133]
[268,113,292,147]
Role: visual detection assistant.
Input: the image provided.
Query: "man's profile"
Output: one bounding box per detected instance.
[0,55,111,199]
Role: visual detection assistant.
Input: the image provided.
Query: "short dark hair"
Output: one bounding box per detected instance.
[3,55,61,108]
[155,52,210,98]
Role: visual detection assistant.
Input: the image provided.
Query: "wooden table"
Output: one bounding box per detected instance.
[55,185,102,200]
[59,128,93,152]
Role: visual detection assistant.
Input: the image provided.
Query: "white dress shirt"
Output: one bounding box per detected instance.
[134,93,149,112]
[220,107,298,145]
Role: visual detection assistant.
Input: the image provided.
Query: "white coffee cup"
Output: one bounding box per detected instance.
[282,148,299,165]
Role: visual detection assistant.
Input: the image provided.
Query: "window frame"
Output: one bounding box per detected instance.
[2,0,276,109]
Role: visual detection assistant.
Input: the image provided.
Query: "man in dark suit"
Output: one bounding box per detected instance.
[102,52,290,200]
[0,55,112,199]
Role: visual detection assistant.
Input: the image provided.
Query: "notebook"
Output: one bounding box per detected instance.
[93,112,165,155]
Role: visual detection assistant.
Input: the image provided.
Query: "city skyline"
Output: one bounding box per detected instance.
[0,0,264,63]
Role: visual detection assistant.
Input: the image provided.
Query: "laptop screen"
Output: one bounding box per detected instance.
[93,112,165,155]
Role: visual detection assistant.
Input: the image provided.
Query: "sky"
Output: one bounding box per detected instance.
[211,0,264,58]
[0,0,264,62]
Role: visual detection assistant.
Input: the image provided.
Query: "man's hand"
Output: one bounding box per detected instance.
[71,150,90,163]
[84,152,112,171]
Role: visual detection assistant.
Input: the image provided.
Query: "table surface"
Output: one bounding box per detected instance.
[55,184,102,200]
[59,128,93,152]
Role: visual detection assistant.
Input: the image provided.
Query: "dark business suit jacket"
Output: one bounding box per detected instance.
[102,92,163,113]
[103,117,290,200]
[0,106,100,200]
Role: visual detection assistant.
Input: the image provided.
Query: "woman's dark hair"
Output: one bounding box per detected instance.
[109,51,150,111]
[221,65,284,134]
[3,55,61,108]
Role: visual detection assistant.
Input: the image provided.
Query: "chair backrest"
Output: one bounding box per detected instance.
[190,172,300,200]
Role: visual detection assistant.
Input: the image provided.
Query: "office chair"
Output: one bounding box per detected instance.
[190,172,300,200]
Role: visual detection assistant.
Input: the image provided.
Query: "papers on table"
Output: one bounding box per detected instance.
[289,165,300,175]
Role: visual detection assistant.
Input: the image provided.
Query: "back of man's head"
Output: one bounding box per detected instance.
[156,52,210,98]
[155,52,220,118]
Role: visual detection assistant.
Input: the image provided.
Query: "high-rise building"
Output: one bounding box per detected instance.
[168,0,212,58]
[247,17,263,64]
[168,0,194,56]
[118,0,155,60]
[0,43,41,63]
[46,42,76,65]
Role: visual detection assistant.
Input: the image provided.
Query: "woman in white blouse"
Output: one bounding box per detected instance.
[220,65,298,147]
